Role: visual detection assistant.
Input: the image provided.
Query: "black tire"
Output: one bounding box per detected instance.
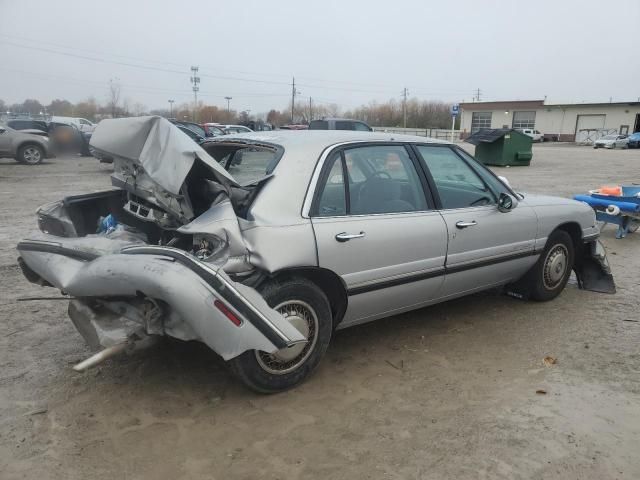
[524,230,575,301]
[228,277,332,393]
[16,144,44,165]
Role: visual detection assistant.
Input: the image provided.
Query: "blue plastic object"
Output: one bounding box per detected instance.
[574,187,640,238]
[573,195,640,213]
[97,214,117,234]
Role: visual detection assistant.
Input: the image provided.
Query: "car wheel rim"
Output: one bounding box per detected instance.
[543,244,569,290]
[255,300,318,375]
[23,147,41,164]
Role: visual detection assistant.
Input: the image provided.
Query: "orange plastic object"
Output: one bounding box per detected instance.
[597,186,622,196]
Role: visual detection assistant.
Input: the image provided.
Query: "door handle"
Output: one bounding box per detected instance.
[335,231,365,242]
[455,220,477,229]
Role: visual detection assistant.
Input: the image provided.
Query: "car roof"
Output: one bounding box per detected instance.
[210,129,450,151]
[205,130,451,223]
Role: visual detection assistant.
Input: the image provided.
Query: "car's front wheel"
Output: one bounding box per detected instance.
[16,144,44,165]
[228,277,332,393]
[523,230,575,301]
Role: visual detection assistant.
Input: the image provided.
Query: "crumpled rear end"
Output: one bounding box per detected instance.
[17,237,306,361]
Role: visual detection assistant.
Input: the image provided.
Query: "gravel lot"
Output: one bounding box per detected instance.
[1,144,639,479]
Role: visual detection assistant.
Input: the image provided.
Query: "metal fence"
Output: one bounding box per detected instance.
[372,126,463,142]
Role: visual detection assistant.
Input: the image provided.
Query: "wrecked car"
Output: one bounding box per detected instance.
[16,116,615,393]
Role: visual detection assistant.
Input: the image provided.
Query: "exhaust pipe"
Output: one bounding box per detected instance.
[72,343,129,371]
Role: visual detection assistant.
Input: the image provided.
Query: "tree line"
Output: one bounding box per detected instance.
[1,96,455,129]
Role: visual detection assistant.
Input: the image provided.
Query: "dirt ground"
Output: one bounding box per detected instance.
[1,144,639,480]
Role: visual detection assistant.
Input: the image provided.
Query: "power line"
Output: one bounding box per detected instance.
[0,37,479,99]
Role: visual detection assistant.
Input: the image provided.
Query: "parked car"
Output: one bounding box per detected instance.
[201,123,226,137]
[626,132,640,148]
[516,128,544,142]
[169,120,209,139]
[17,117,614,392]
[593,134,628,149]
[221,124,253,134]
[309,118,373,131]
[51,116,96,133]
[279,124,309,130]
[7,119,49,133]
[0,124,52,164]
[176,124,206,144]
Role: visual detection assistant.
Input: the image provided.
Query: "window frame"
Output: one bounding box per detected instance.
[471,111,492,133]
[512,111,536,130]
[309,142,436,218]
[410,144,514,211]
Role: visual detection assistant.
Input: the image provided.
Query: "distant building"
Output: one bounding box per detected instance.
[459,100,640,142]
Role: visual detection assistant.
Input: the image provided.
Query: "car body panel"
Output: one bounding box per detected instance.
[437,203,538,296]
[17,237,306,360]
[313,210,447,325]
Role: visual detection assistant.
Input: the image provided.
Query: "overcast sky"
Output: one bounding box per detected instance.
[1,0,638,115]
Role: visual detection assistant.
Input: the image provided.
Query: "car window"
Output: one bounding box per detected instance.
[353,122,370,131]
[316,153,347,217]
[309,120,328,130]
[417,145,496,209]
[216,146,280,185]
[345,145,427,215]
[334,121,354,130]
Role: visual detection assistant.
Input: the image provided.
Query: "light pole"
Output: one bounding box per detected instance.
[168,99,174,118]
[190,66,200,122]
[225,96,232,112]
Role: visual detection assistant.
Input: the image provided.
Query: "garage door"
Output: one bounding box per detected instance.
[575,114,605,143]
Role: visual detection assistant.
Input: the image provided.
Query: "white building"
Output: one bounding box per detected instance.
[459,100,640,142]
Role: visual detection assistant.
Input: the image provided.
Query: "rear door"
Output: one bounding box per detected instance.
[414,144,538,298]
[310,144,448,326]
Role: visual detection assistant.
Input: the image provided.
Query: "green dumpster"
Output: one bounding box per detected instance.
[465,128,533,166]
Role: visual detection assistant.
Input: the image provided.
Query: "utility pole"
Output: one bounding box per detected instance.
[401,87,408,128]
[224,96,232,112]
[190,66,200,122]
[168,99,174,118]
[474,88,482,102]
[309,97,312,122]
[291,77,296,123]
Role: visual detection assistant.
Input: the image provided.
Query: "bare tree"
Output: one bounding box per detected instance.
[107,78,121,118]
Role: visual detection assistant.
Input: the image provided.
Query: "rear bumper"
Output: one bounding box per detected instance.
[17,238,306,360]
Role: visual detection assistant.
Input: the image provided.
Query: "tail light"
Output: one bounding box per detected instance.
[214,299,242,326]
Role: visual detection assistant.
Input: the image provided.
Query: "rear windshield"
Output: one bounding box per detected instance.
[203,143,282,185]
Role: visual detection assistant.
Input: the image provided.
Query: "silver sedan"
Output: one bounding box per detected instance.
[17,117,614,392]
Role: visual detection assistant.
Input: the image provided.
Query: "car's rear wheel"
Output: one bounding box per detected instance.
[17,144,44,165]
[523,230,575,301]
[228,277,332,393]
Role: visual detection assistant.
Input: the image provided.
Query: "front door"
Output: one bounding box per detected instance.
[310,144,448,327]
[414,145,538,299]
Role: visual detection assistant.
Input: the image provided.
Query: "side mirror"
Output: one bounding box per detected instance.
[498,192,515,212]
[497,175,511,187]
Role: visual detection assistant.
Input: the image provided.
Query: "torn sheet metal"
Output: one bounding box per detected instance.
[17,237,306,360]
[90,116,237,195]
